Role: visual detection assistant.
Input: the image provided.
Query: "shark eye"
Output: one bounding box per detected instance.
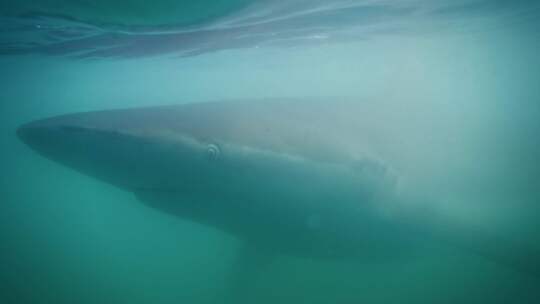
[206,143,220,161]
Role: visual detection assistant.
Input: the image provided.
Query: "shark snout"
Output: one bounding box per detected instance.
[17,121,53,147]
[17,116,98,157]
[16,123,32,142]
[18,119,62,143]
[18,111,100,144]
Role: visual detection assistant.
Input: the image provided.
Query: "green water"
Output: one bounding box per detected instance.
[1,1,540,303]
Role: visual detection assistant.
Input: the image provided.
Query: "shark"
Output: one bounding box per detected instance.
[17,98,540,284]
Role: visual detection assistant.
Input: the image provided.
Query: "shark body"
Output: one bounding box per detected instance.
[17,99,540,276]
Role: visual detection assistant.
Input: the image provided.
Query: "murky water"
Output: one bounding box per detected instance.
[1,1,540,303]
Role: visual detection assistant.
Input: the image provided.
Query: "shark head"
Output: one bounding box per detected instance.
[16,106,242,193]
[17,103,360,201]
[17,101,406,256]
[17,100,391,190]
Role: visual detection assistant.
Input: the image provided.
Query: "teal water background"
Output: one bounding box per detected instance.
[1,1,540,303]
